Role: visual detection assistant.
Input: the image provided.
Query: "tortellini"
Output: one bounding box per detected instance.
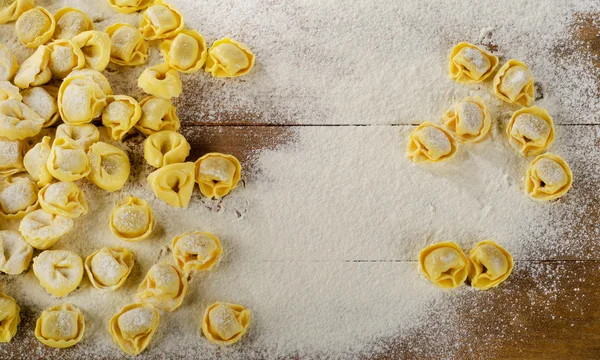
[418,241,468,289]
[71,30,112,71]
[136,263,187,311]
[39,181,88,218]
[467,240,513,290]
[140,2,184,40]
[0,45,17,81]
[202,302,251,346]
[0,137,24,176]
[0,292,20,342]
[56,123,99,150]
[47,137,91,182]
[102,95,141,140]
[147,162,195,208]
[109,302,160,356]
[0,176,38,219]
[58,71,108,125]
[106,23,148,66]
[205,38,255,78]
[110,196,155,241]
[144,130,190,168]
[195,153,242,199]
[14,45,52,89]
[448,42,498,83]
[493,59,535,107]
[136,96,180,135]
[0,81,21,100]
[15,6,55,48]
[525,153,573,201]
[506,106,554,156]
[87,142,131,192]
[19,209,73,249]
[407,122,457,163]
[21,86,59,127]
[35,303,84,348]
[53,7,93,39]
[138,62,182,99]
[67,68,113,95]
[442,96,491,143]
[0,230,33,274]
[33,249,83,297]
[160,30,207,73]
[47,39,85,79]
[171,231,223,276]
[0,0,33,25]
[23,135,53,186]
[84,247,134,290]
[109,0,153,14]
[0,99,44,140]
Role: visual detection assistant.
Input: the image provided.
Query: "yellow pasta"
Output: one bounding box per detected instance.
[19,209,73,250]
[102,95,142,140]
[136,263,187,311]
[144,130,190,168]
[407,122,457,163]
[53,7,93,39]
[160,30,207,73]
[106,23,148,66]
[140,1,183,40]
[467,240,513,290]
[84,247,134,290]
[0,292,20,342]
[35,304,84,348]
[109,302,159,356]
[71,30,112,71]
[110,196,155,242]
[14,45,52,89]
[135,96,180,135]
[171,231,222,276]
[418,241,468,289]
[442,96,491,143]
[205,38,255,78]
[38,181,88,218]
[195,153,242,199]
[0,0,33,25]
[525,153,572,201]
[506,106,554,156]
[493,59,535,106]
[138,62,182,99]
[0,44,18,81]
[86,142,130,192]
[33,250,83,297]
[47,39,85,79]
[0,81,21,101]
[21,86,59,127]
[0,230,33,274]
[0,99,44,140]
[108,0,154,14]
[202,302,251,346]
[47,137,91,182]
[147,162,195,208]
[448,42,498,83]
[57,75,107,125]
[15,7,55,48]
[66,68,113,95]
[23,135,53,186]
[56,123,99,150]
[0,137,24,176]
[0,176,38,219]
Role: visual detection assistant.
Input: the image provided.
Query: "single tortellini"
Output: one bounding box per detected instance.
[58,75,107,125]
[135,96,180,135]
[108,0,154,14]
[407,122,457,163]
[418,241,468,289]
[0,176,38,219]
[19,209,73,249]
[0,44,18,81]
[33,250,83,297]
[86,142,130,192]
[102,95,141,140]
[171,231,223,276]
[0,137,24,176]
[442,96,491,143]
[47,137,91,182]
[47,39,86,79]
[0,292,20,342]
[144,130,190,168]
[110,196,155,241]
[109,302,160,356]
[147,162,195,208]
[493,59,535,106]
[506,106,554,156]
[202,302,251,346]
[53,7,93,39]
[467,240,513,290]
[71,30,112,71]
[0,81,21,101]
[0,230,33,274]
[0,0,33,25]
[448,42,498,83]
[160,30,206,73]
[14,45,52,89]
[525,153,573,201]
[195,153,242,199]
[106,23,148,66]
[66,68,113,96]
[35,304,84,348]
[205,38,255,78]
[0,99,44,140]
[15,7,56,48]
[39,181,88,218]
[23,135,53,186]
[136,263,187,311]
[138,63,182,99]
[84,247,134,290]
[140,2,184,40]
[56,123,99,150]
[21,86,59,127]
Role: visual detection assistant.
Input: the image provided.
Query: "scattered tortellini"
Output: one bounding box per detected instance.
[144,130,190,168]
[58,71,108,124]
[442,96,491,143]
[84,247,134,291]
[449,42,498,83]
[407,122,457,163]
[102,95,141,140]
[0,137,24,176]
[0,230,33,275]
[0,44,18,81]
[506,106,554,156]
[14,45,52,89]
[138,62,182,99]
[202,302,251,346]
[72,30,112,71]
[0,176,39,219]
[15,6,55,48]
[87,142,131,192]
[171,231,223,276]
[19,209,73,250]
[108,0,154,14]
[0,81,21,100]
[0,0,33,25]
[418,241,468,289]
[468,240,513,290]
[33,249,83,297]
[56,123,100,150]
[23,135,53,186]
[110,196,155,241]
[160,30,207,73]
[0,292,20,342]
[195,153,242,199]
[47,137,91,182]
[136,263,187,311]
[109,302,160,356]
[140,1,184,40]
[106,23,148,66]
[53,7,93,39]
[525,153,573,201]
[0,99,44,140]
[135,96,180,135]
[493,59,535,107]
[147,162,195,208]
[39,181,88,218]
[35,303,84,348]
[205,38,255,78]
[21,86,59,127]
[47,39,85,79]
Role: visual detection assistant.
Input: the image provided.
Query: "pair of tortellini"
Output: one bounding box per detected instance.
[110,196,155,241]
[57,69,112,125]
[0,175,39,219]
[33,249,83,297]
[15,6,55,48]
[35,303,84,348]
[136,263,187,311]
[407,122,457,163]
[202,302,251,345]
[0,99,44,140]
[0,230,33,275]
[0,137,25,176]
[19,209,73,249]
[84,247,134,290]
[0,292,20,342]
[171,231,223,276]
[110,302,160,356]
[525,153,572,201]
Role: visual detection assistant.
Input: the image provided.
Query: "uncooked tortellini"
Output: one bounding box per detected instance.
[140,2,184,40]
[147,162,195,208]
[84,247,134,290]
[21,86,59,127]
[15,7,55,48]
[442,96,491,143]
[110,302,159,356]
[205,38,255,78]
[33,249,83,297]
[171,231,223,276]
[66,69,113,95]
[53,7,93,39]
[47,137,91,182]
[135,96,180,135]
[137,263,187,311]
[525,153,572,201]
[58,72,108,124]
[109,0,153,14]
[56,123,99,150]
[202,302,251,346]
[72,30,112,71]
[0,0,33,25]
[38,181,88,218]
[23,135,53,186]
[102,95,141,140]
[468,240,513,290]
[0,81,21,101]
[47,39,85,79]
[0,230,33,275]
[407,122,457,163]
[493,59,535,107]
[0,99,44,140]
[0,137,24,176]
[160,30,206,73]
[506,106,554,156]
[449,42,498,83]
[418,241,468,289]
[106,23,148,66]
[110,196,155,242]
[195,153,242,199]
[0,176,38,219]
[0,292,20,342]
[19,209,73,250]
[35,304,84,348]
[138,62,182,99]
[87,142,131,192]
[0,44,18,81]
[144,130,190,168]
[14,45,52,89]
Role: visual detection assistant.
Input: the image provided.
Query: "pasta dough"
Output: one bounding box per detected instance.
[506,106,554,156]
[35,303,84,348]
[418,241,468,289]
[0,137,24,176]
[136,263,187,311]
[442,96,491,143]
[0,0,33,25]
[171,231,223,276]
[84,247,134,290]
[0,81,21,101]
[71,30,112,71]
[138,62,182,99]
[0,292,20,342]
[449,42,498,83]
[15,6,55,48]
[407,122,457,163]
[47,137,91,182]
[468,240,513,290]
[0,230,33,274]
[205,38,255,78]
[109,302,159,356]
[0,99,44,140]
[106,23,148,66]
[144,130,190,168]
[53,7,93,39]
[160,30,206,73]
[525,153,572,201]
[140,2,184,40]
[23,135,53,186]
[110,196,155,241]
[135,96,180,135]
[19,209,73,250]
[195,153,242,199]
[202,302,251,346]
[87,142,131,192]
[66,68,113,95]
[493,59,535,106]
[21,86,59,127]
[47,39,85,79]
[38,181,88,218]
[108,0,154,14]
[147,162,195,208]
[0,44,18,81]
[56,123,99,150]
[58,75,107,125]
[0,176,38,219]
[33,249,83,297]
[14,45,52,89]
[102,95,141,140]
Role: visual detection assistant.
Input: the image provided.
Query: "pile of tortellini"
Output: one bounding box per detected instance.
[0,0,253,354]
